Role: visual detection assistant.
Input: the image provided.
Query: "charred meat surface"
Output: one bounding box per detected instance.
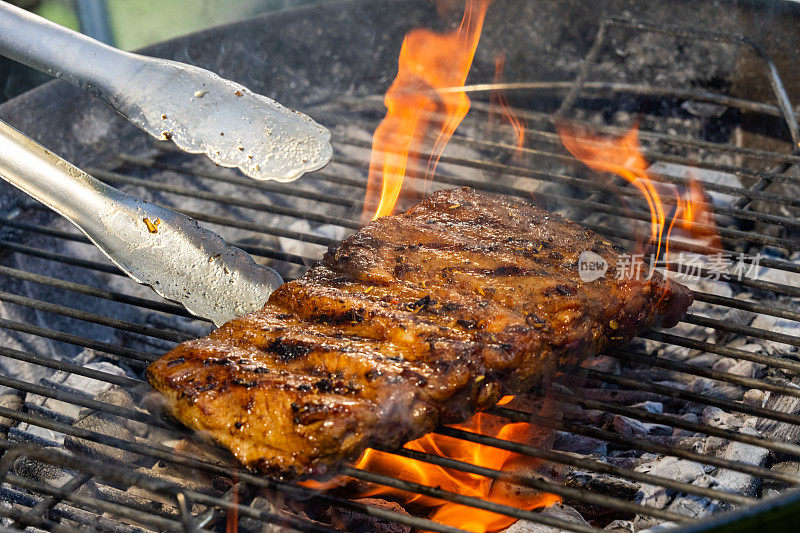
[147,188,692,478]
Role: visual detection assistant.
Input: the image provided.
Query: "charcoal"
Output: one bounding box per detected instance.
[666,476,720,519]
[43,361,130,420]
[237,496,285,533]
[685,352,721,369]
[672,413,701,438]
[581,355,618,373]
[631,401,664,414]
[689,377,744,402]
[580,388,669,406]
[64,388,140,465]
[701,407,744,431]
[761,462,800,497]
[636,519,679,532]
[501,504,588,533]
[139,457,218,496]
[0,390,24,437]
[635,457,705,508]
[755,388,800,446]
[728,360,765,379]
[7,426,62,448]
[604,519,635,531]
[565,470,639,500]
[714,427,770,496]
[553,432,607,455]
[711,358,736,373]
[13,448,75,486]
[749,314,800,355]
[612,415,672,437]
[319,498,411,533]
[742,389,767,407]
[85,480,179,516]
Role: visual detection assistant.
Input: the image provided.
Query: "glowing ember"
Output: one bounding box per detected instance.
[364,0,493,220]
[557,122,720,260]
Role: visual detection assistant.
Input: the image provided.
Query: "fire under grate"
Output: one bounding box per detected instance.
[1,16,800,533]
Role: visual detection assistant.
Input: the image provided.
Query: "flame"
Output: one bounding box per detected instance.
[301,398,560,533]
[364,0,493,220]
[557,122,720,261]
[489,54,526,155]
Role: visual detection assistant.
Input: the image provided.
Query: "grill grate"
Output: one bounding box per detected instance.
[2,18,800,533]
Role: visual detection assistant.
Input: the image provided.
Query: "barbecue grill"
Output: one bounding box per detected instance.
[1,0,800,531]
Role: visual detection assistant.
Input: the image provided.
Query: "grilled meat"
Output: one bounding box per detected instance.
[147,187,692,478]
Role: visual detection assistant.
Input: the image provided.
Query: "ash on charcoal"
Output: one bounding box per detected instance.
[237,496,285,533]
[754,386,800,448]
[566,470,639,501]
[605,519,635,531]
[701,406,744,431]
[0,390,24,438]
[13,448,75,487]
[501,504,589,533]
[553,432,608,455]
[671,413,701,438]
[749,313,800,356]
[761,461,800,498]
[318,498,411,533]
[743,389,766,407]
[714,427,769,497]
[613,415,672,437]
[632,401,663,414]
[664,474,721,519]
[635,457,705,509]
[38,352,131,421]
[63,388,140,466]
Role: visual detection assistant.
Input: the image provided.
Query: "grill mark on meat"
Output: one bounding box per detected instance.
[267,338,312,362]
[147,187,693,478]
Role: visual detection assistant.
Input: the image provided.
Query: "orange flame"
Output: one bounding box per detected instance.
[301,398,561,533]
[489,54,526,155]
[557,123,720,260]
[364,0,492,220]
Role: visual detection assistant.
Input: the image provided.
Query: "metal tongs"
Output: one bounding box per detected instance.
[0,120,283,326]
[0,1,332,182]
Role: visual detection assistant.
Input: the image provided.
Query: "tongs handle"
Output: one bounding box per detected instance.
[0,120,283,326]
[0,1,131,98]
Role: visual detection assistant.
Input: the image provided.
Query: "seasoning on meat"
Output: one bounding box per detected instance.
[146,187,693,478]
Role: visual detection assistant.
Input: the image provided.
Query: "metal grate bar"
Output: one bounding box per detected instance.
[0,368,760,511]
[431,426,753,506]
[0,345,145,385]
[0,264,196,319]
[496,407,794,483]
[1,216,310,267]
[88,168,361,231]
[0,290,189,343]
[0,422,472,533]
[112,155,363,208]
[577,368,800,427]
[685,313,800,347]
[643,331,800,374]
[609,348,800,399]
[544,390,800,457]
[335,138,800,210]
[0,317,157,365]
[369,447,692,523]
[340,465,605,533]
